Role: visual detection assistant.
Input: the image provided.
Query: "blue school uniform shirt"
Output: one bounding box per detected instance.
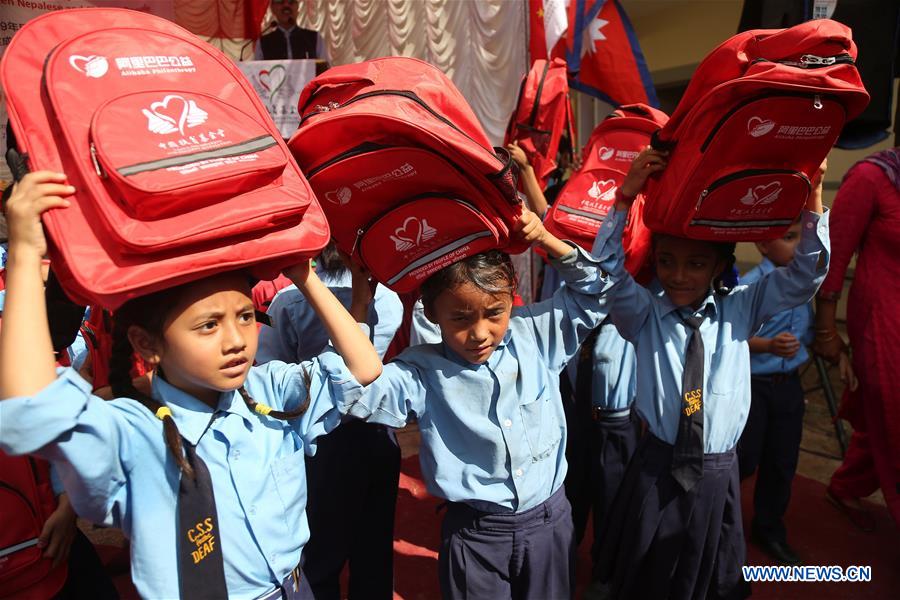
[0,353,361,599]
[591,208,830,453]
[590,320,637,411]
[342,246,612,513]
[257,269,402,363]
[742,257,815,374]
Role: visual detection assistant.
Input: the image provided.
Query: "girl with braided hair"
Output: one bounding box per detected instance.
[0,172,382,599]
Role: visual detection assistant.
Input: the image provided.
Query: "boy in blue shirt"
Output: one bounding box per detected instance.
[738,218,813,566]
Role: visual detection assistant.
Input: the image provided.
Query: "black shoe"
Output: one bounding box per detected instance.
[752,534,803,566]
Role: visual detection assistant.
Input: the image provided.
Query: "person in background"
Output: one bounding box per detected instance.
[816,147,900,531]
[256,243,403,600]
[738,207,820,566]
[254,0,330,63]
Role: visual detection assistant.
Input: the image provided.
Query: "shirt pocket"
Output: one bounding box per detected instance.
[518,393,563,462]
[270,446,306,530]
[708,341,749,396]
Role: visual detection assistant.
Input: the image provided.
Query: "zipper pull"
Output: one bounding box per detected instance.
[813,94,823,110]
[89,142,106,178]
[696,188,709,210]
[800,54,836,67]
[351,227,364,257]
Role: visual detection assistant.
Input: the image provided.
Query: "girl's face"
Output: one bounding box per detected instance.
[654,236,726,310]
[426,282,513,365]
[145,275,258,405]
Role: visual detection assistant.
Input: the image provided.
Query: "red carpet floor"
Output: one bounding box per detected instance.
[101,454,898,599]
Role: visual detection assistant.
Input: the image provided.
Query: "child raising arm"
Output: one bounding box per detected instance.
[0,171,381,599]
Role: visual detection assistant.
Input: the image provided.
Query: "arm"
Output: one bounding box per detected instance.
[508,142,549,217]
[730,163,830,333]
[341,360,425,428]
[283,261,382,385]
[0,172,73,398]
[813,163,878,361]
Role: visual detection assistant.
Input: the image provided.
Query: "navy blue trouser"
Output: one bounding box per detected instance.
[737,371,805,543]
[302,419,401,600]
[439,487,575,600]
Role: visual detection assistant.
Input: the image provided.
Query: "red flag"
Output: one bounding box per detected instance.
[528,0,568,63]
[566,0,658,107]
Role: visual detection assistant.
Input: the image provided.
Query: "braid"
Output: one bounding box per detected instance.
[109,315,194,479]
[237,366,312,421]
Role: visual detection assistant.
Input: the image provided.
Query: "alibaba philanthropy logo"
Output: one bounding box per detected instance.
[747,116,776,138]
[142,95,209,136]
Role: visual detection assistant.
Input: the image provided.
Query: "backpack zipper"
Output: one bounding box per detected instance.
[700,91,839,153]
[750,53,855,68]
[300,89,500,166]
[527,60,552,127]
[696,168,809,209]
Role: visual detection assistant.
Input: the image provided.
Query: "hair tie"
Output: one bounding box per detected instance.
[155,406,173,420]
[254,403,273,416]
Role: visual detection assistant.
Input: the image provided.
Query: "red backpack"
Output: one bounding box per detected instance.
[503,58,576,189]
[643,19,869,241]
[288,57,527,293]
[2,8,329,309]
[0,454,67,599]
[543,104,667,279]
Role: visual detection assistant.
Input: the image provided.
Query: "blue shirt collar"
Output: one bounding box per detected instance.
[757,256,776,275]
[654,280,719,320]
[151,375,257,445]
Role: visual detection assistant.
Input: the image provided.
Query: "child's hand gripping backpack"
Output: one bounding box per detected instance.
[1,8,330,309]
[0,453,67,599]
[288,57,527,293]
[543,104,668,280]
[642,19,869,241]
[503,58,576,190]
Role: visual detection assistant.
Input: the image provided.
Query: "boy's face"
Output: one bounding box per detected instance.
[426,282,513,365]
[756,222,802,267]
[654,236,726,309]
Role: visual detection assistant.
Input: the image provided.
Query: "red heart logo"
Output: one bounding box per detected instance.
[588,179,617,201]
[258,69,271,92]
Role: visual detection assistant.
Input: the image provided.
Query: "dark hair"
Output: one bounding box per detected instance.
[651,234,737,296]
[108,276,311,479]
[419,250,517,313]
[315,240,346,277]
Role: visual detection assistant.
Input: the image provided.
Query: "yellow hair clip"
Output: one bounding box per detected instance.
[254,403,273,416]
[155,406,173,420]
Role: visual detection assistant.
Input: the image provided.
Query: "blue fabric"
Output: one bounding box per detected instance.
[591,208,830,453]
[409,299,441,347]
[590,320,637,410]
[0,354,362,599]
[343,245,613,513]
[742,258,814,374]
[257,269,402,364]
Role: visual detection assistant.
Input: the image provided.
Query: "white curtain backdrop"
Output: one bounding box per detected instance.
[294,0,529,145]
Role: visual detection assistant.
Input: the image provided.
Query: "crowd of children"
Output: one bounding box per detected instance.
[0,127,839,600]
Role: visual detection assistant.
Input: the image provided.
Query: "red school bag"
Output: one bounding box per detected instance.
[1,8,329,310]
[642,19,869,242]
[543,104,668,279]
[0,453,67,599]
[288,57,526,293]
[503,58,576,190]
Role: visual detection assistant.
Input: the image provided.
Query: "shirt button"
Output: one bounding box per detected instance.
[576,261,584,269]
[806,221,814,229]
[232,449,240,460]
[515,468,523,477]
[504,419,512,428]
[249,505,256,515]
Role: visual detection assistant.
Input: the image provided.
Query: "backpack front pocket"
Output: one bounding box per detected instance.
[91,91,287,219]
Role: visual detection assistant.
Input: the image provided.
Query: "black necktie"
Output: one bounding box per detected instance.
[671,314,705,492]
[177,441,228,599]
